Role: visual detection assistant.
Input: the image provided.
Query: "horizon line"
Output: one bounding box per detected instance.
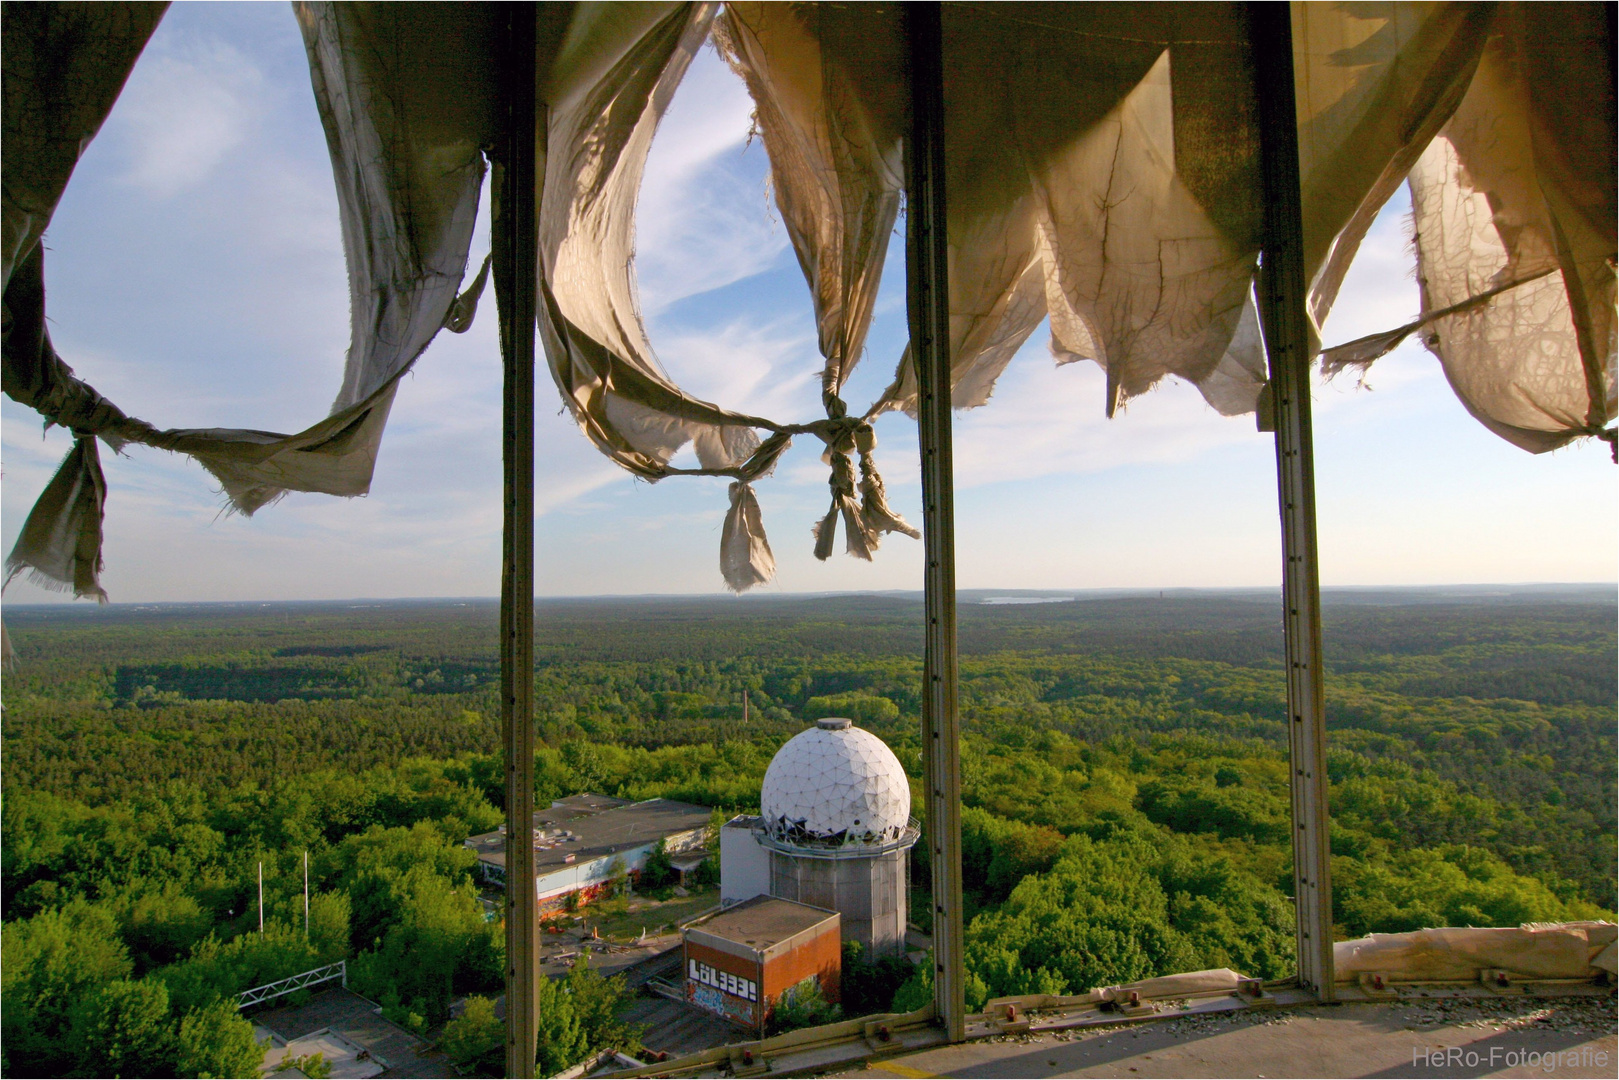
[4,581,1615,610]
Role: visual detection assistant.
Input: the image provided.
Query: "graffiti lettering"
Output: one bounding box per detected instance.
[688,958,758,1002]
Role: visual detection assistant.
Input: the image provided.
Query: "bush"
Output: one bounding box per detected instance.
[768,977,841,1035]
[690,856,719,888]
[284,1051,333,1079]
[603,856,629,899]
[891,957,932,1014]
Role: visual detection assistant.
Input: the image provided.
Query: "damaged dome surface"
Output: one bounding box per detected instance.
[758,717,912,848]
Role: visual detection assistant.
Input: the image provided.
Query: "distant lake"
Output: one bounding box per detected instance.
[978,596,1075,605]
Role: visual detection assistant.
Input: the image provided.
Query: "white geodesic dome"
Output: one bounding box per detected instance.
[759,718,913,848]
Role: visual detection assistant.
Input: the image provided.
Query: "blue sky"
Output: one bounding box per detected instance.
[3,3,1613,604]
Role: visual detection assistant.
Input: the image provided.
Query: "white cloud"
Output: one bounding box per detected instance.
[948,341,1263,489]
[113,37,265,198]
[635,48,789,312]
[654,316,821,419]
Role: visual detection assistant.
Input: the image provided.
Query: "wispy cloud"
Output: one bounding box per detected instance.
[654,316,822,419]
[113,36,265,198]
[636,48,789,312]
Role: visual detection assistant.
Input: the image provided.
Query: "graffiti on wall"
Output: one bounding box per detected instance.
[686,978,757,1028]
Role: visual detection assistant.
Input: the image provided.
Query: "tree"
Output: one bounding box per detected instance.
[1,900,134,1075]
[441,995,503,1073]
[71,977,177,1078]
[157,920,321,1016]
[638,841,675,891]
[347,864,503,1026]
[174,998,264,1079]
[116,884,215,974]
[566,957,643,1055]
[308,890,352,963]
[768,976,840,1035]
[332,822,479,951]
[839,940,916,1017]
[534,972,587,1076]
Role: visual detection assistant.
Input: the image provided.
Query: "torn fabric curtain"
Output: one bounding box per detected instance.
[3,437,107,602]
[1398,4,1616,454]
[537,2,750,479]
[7,2,1614,606]
[0,2,168,293]
[850,2,1496,430]
[716,3,919,563]
[2,3,499,596]
[534,2,810,591]
[716,3,906,403]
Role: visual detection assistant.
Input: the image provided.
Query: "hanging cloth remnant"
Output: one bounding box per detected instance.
[3,2,502,598]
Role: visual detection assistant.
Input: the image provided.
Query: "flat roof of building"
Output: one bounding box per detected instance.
[690,895,838,950]
[465,795,711,876]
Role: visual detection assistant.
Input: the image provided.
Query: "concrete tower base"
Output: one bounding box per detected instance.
[768,848,908,957]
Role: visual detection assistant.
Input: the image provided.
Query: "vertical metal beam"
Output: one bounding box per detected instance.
[495,4,540,1074]
[1249,4,1335,1000]
[904,1,966,1043]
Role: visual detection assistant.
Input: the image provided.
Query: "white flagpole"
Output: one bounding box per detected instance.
[304,850,310,937]
[258,861,264,934]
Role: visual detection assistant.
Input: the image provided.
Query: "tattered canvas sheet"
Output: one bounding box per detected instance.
[1110,967,1245,1000]
[871,3,1492,423]
[3,3,499,596]
[538,1,754,478]
[1334,923,1614,982]
[1292,2,1494,336]
[871,5,1265,419]
[538,2,920,588]
[717,3,906,400]
[300,3,500,415]
[982,967,1245,1014]
[1551,921,1619,972]
[715,4,918,568]
[535,1,1579,592]
[0,3,167,291]
[1398,8,1616,453]
[534,2,810,590]
[1,4,166,599]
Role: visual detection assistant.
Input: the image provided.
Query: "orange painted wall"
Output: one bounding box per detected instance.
[760,921,842,1007]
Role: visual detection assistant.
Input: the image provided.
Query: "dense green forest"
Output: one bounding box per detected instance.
[2,589,1614,1075]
